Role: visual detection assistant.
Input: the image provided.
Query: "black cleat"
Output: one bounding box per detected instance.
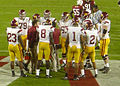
[99,67,106,71]
[73,76,79,80]
[78,74,85,78]
[12,71,15,77]
[36,75,40,78]
[102,67,110,73]
[94,74,97,78]
[46,75,52,78]
[20,73,28,77]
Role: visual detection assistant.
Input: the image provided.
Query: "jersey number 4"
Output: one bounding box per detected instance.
[7,33,16,42]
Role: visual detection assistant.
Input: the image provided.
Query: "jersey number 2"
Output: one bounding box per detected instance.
[7,33,16,42]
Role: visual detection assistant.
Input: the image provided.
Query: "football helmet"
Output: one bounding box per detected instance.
[11,19,18,27]
[19,9,26,19]
[101,12,108,20]
[61,12,69,21]
[83,9,91,19]
[44,10,51,19]
[77,0,83,5]
[33,13,40,20]
[44,19,52,25]
[84,20,93,29]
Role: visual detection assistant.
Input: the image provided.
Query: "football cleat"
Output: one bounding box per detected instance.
[102,67,110,73]
[12,71,15,77]
[46,75,52,78]
[94,74,97,78]
[95,46,100,49]
[20,73,28,77]
[73,75,79,80]
[63,76,68,80]
[78,74,85,78]
[36,75,40,78]
[98,66,106,71]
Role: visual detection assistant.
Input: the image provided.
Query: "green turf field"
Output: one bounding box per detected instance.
[0,0,120,85]
[0,0,120,60]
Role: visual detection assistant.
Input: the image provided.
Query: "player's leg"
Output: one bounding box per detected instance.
[15,44,27,77]
[44,43,52,78]
[61,38,67,67]
[36,42,43,77]
[8,45,15,77]
[64,46,73,80]
[90,47,98,77]
[73,48,80,80]
[79,49,88,78]
[102,39,110,73]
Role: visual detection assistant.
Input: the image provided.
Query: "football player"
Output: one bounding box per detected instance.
[6,20,27,77]
[82,0,95,10]
[40,10,57,26]
[64,18,83,80]
[98,12,111,73]
[92,5,102,49]
[79,20,99,78]
[58,12,72,67]
[14,9,32,70]
[36,21,53,78]
[70,4,83,19]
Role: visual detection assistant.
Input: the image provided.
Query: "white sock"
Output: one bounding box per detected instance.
[63,60,66,64]
[81,69,85,75]
[95,69,98,74]
[36,69,40,76]
[106,63,109,67]
[46,69,50,76]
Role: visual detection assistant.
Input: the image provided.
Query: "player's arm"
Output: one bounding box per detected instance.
[70,10,73,18]
[18,35,25,50]
[80,34,86,51]
[65,33,69,48]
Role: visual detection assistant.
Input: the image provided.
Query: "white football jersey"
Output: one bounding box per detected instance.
[58,20,72,38]
[93,10,102,24]
[37,25,54,43]
[14,17,32,35]
[84,29,98,47]
[67,26,83,48]
[40,17,57,25]
[100,19,111,39]
[6,27,23,45]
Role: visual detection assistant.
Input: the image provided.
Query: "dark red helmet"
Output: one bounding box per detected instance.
[19,9,26,15]
[11,19,18,27]
[33,14,40,20]
[85,20,93,29]
[61,12,69,21]
[44,10,51,18]
[19,9,26,19]
[44,19,52,25]
[101,12,108,20]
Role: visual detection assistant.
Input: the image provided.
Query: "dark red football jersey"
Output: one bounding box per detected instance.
[72,5,83,18]
[82,1,95,10]
[53,28,60,44]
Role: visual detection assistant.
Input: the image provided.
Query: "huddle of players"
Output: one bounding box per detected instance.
[6,0,111,80]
